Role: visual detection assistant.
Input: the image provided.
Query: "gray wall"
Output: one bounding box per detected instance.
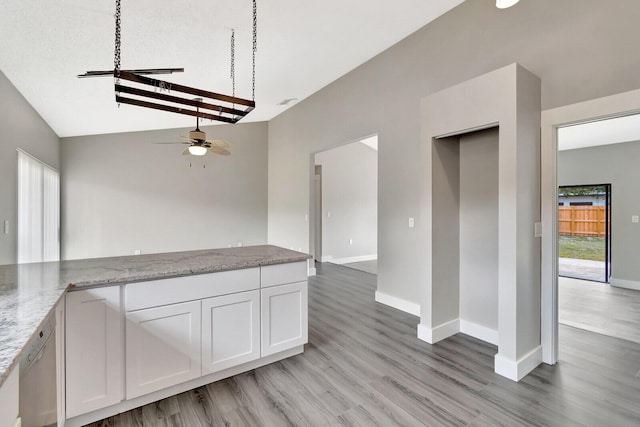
[0,71,60,265]
[61,122,268,260]
[268,0,640,307]
[315,141,377,262]
[558,140,640,283]
[459,128,498,331]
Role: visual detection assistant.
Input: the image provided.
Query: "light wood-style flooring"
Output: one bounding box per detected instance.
[559,276,640,344]
[88,263,640,426]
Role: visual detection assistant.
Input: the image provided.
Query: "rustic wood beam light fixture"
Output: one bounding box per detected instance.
[80,0,257,124]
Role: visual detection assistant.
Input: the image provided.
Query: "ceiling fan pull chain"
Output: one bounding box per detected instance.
[252,0,257,101]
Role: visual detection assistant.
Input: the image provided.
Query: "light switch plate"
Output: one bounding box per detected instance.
[408,217,415,228]
[534,222,542,238]
[632,215,639,223]
[3,220,8,235]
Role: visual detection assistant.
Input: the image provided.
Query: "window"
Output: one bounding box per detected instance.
[17,150,59,263]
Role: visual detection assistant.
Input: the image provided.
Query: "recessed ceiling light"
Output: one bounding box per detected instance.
[277,98,298,106]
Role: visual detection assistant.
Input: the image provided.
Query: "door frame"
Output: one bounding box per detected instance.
[541,88,640,365]
[557,183,611,283]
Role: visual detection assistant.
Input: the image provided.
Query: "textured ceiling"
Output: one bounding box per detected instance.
[0,0,464,137]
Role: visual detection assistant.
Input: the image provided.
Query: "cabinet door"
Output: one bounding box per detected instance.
[261,281,308,357]
[126,301,201,399]
[202,290,260,375]
[66,287,122,418]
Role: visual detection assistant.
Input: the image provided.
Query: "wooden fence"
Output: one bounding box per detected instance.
[558,206,605,237]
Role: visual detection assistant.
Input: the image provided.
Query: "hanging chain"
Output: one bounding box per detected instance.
[230,29,235,98]
[252,0,257,101]
[114,0,121,84]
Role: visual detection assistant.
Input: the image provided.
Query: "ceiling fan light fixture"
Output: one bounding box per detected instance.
[188,145,208,156]
[496,0,520,8]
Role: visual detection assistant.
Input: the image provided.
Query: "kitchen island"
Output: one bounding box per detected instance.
[0,245,310,426]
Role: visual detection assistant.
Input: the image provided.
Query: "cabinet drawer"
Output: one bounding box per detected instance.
[260,261,307,288]
[126,268,260,311]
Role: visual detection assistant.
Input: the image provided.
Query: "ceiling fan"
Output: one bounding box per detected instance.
[155,101,232,157]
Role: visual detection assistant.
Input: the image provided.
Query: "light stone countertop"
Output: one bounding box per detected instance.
[0,245,310,388]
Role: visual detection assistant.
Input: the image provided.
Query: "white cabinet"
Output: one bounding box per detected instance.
[65,287,122,418]
[126,301,201,399]
[261,281,308,356]
[0,365,19,427]
[202,290,260,375]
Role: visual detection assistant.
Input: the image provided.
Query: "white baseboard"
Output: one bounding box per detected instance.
[494,346,542,382]
[328,254,377,265]
[417,319,459,344]
[374,291,420,316]
[610,277,640,291]
[459,320,499,346]
[321,255,333,262]
[307,259,316,277]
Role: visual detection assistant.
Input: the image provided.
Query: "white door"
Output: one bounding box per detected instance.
[66,287,122,418]
[202,290,260,375]
[126,301,201,399]
[261,281,308,357]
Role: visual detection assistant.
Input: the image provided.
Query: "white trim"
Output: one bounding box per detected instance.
[321,255,333,262]
[610,277,640,291]
[417,319,459,344]
[328,254,377,265]
[494,346,542,382]
[307,259,316,276]
[459,320,499,346]
[540,88,640,366]
[374,291,420,316]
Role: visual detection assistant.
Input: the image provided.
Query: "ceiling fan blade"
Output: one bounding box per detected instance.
[182,148,191,155]
[153,142,190,145]
[207,139,232,148]
[208,146,231,156]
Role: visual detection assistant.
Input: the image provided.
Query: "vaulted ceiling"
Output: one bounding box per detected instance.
[0,0,465,137]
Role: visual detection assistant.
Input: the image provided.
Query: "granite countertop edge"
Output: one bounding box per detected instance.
[68,254,310,289]
[0,245,310,388]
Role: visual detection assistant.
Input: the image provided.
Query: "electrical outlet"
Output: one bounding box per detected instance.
[408,217,415,228]
[237,241,243,247]
[349,238,353,245]
[134,249,141,255]
[3,220,8,235]
[632,215,639,223]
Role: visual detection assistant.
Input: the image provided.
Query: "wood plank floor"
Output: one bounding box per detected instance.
[88,263,640,426]
[560,276,640,344]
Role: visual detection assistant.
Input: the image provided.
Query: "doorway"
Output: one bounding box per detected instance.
[558,184,611,283]
[311,136,378,275]
[553,112,640,347]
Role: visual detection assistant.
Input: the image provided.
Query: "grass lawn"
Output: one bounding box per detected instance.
[558,236,605,261]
